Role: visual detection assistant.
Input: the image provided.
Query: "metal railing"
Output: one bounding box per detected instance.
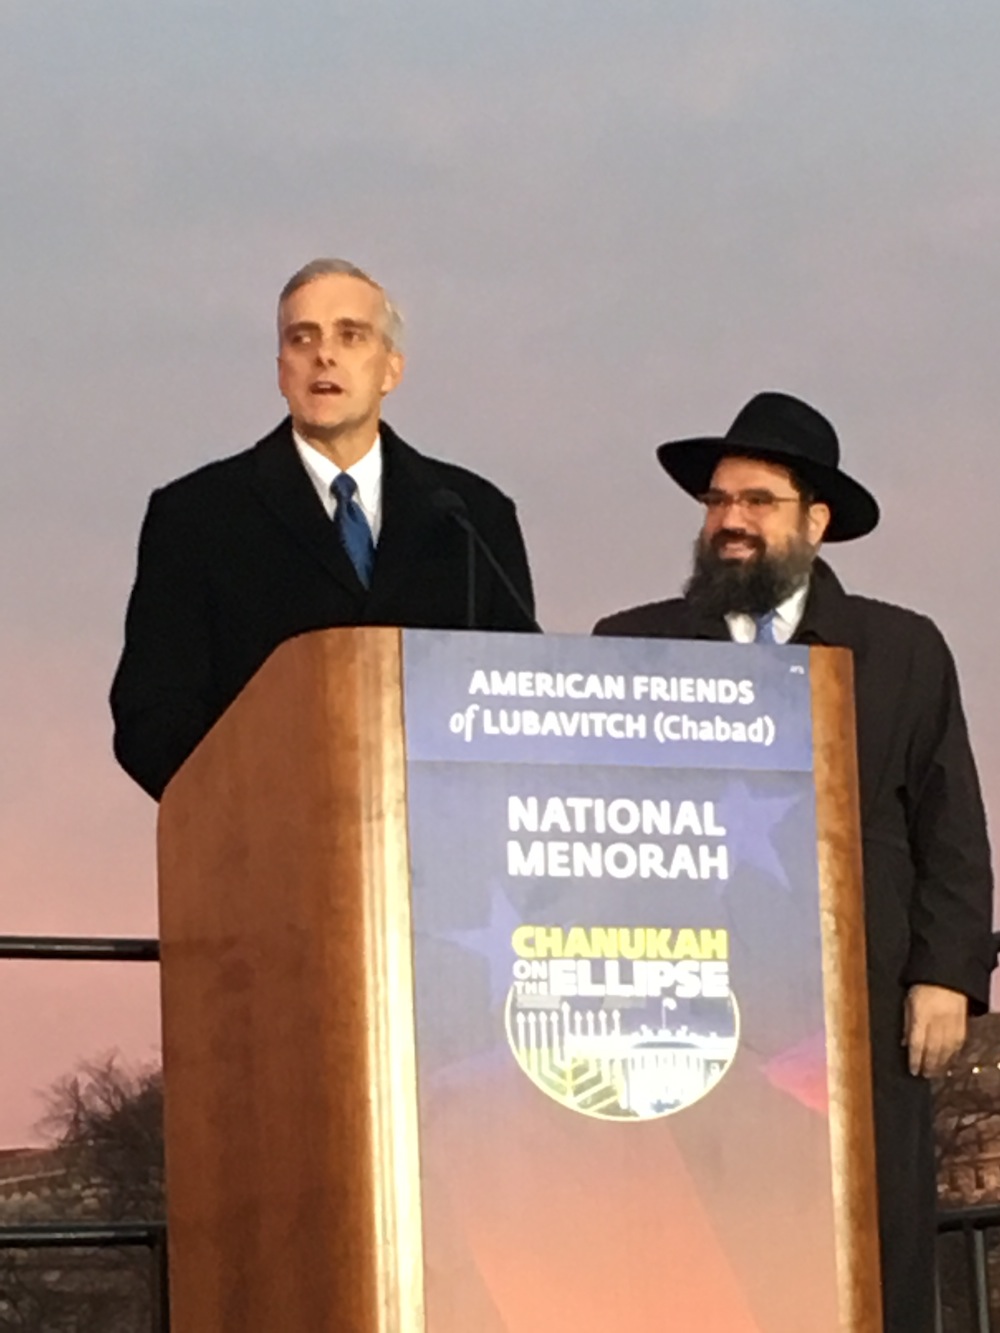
[0,936,159,963]
[0,1221,169,1333]
[3,934,999,1333]
[0,935,166,1331]
[936,1202,1000,1333]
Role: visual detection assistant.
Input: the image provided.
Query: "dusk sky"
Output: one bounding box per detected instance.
[4,2,1000,1145]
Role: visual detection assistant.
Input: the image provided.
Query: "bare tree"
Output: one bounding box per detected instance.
[39,1054,165,1221]
[0,1054,165,1332]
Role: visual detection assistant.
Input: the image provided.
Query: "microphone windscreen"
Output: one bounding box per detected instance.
[430,487,470,519]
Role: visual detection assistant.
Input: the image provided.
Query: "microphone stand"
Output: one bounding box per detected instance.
[431,487,540,633]
[465,525,476,630]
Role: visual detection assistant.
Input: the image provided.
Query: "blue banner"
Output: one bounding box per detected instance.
[402,630,836,1333]
[403,629,813,771]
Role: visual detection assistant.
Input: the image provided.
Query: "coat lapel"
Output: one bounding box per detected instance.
[792,560,882,824]
[368,425,444,604]
[792,559,859,650]
[249,420,367,596]
[681,605,731,642]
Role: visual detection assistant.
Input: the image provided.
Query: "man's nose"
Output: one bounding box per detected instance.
[313,336,338,364]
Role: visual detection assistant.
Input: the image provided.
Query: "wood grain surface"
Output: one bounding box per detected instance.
[157,628,424,1333]
[810,645,883,1333]
[155,630,878,1333]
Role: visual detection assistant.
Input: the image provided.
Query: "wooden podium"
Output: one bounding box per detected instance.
[157,627,882,1333]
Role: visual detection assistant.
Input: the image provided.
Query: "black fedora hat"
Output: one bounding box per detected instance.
[656,391,879,542]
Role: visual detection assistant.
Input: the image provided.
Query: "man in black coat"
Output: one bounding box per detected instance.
[594,391,995,1333]
[111,258,535,799]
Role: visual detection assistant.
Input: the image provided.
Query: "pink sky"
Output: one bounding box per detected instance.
[3,2,1000,1145]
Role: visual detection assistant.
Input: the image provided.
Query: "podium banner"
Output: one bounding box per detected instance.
[402,630,840,1333]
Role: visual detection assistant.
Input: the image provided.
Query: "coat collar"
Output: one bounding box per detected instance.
[249,417,446,601]
[792,558,865,651]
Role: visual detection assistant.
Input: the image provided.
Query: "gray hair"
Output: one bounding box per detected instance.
[277,258,405,351]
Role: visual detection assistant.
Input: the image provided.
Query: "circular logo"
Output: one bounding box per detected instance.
[504,931,740,1121]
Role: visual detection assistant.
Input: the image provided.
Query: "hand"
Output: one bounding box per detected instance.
[904,984,968,1078]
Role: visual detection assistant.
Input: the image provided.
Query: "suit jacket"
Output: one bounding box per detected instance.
[595,559,995,1333]
[111,419,536,799]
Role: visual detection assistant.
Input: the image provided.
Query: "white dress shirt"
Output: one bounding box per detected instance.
[292,430,383,542]
[725,581,809,644]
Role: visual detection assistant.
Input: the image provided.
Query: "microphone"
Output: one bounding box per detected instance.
[431,488,540,632]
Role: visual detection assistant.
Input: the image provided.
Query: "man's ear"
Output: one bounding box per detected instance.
[807,501,831,546]
[381,350,405,397]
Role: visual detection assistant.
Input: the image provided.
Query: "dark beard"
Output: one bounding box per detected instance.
[684,530,817,618]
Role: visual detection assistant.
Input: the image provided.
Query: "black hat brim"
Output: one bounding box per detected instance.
[656,438,880,542]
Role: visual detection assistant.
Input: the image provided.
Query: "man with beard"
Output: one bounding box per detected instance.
[594,391,994,1333]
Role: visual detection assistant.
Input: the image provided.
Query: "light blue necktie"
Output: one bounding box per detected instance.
[331,473,375,588]
[753,610,780,644]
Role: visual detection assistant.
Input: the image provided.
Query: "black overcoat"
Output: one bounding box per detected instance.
[111,419,535,799]
[594,559,995,1333]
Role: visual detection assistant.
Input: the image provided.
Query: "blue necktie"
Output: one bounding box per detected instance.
[331,473,375,588]
[753,611,780,644]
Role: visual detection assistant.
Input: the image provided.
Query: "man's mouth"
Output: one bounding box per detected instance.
[710,530,766,561]
[309,381,344,395]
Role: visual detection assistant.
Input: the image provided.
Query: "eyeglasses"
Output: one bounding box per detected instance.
[697,488,804,516]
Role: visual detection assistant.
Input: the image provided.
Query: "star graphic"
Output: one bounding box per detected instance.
[763,1029,829,1115]
[436,883,523,1009]
[715,780,805,891]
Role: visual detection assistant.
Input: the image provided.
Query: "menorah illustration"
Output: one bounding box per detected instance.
[509,999,738,1119]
